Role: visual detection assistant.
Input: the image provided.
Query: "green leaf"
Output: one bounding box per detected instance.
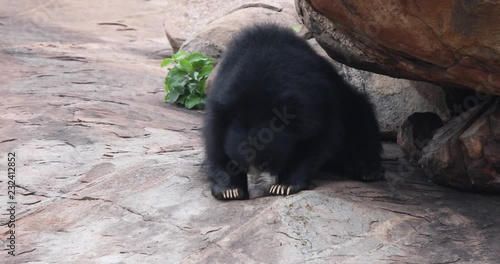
[164,76,170,91]
[165,90,180,103]
[200,78,207,94]
[198,65,214,77]
[160,58,174,67]
[172,50,187,60]
[194,82,203,95]
[186,53,206,63]
[179,59,194,73]
[171,82,186,94]
[167,67,188,80]
[195,96,207,109]
[161,51,212,110]
[205,57,214,64]
[292,25,302,32]
[177,94,189,104]
[187,81,198,93]
[167,67,188,92]
[193,56,214,69]
[192,60,208,70]
[185,95,202,109]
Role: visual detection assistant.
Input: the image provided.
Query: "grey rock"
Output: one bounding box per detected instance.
[180,2,301,61]
[308,39,450,138]
[164,0,296,52]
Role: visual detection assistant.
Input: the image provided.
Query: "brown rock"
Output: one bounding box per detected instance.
[420,97,500,192]
[296,0,500,94]
[460,116,491,160]
[484,140,500,168]
[397,113,444,165]
[489,114,500,138]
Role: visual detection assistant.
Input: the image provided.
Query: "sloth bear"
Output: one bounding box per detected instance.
[203,24,384,200]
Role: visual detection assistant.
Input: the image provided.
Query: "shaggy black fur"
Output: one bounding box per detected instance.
[203,24,384,200]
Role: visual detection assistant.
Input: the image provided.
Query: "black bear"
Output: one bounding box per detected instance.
[203,24,384,200]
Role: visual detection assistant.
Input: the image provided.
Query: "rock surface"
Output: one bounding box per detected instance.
[309,40,450,137]
[333,63,451,138]
[397,113,444,165]
[296,0,500,94]
[164,0,297,52]
[1,1,500,263]
[420,97,500,192]
[180,2,300,60]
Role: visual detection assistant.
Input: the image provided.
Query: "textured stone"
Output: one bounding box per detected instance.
[180,2,300,60]
[420,98,500,192]
[460,116,491,160]
[164,0,296,52]
[309,39,450,137]
[296,0,500,94]
[397,113,444,165]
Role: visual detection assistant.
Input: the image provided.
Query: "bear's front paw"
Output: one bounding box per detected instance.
[268,184,305,196]
[212,185,246,200]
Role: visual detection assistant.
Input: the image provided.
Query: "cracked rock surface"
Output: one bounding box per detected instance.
[0,1,499,263]
[296,0,500,94]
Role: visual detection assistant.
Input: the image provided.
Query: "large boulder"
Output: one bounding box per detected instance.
[296,0,500,95]
[180,2,301,60]
[164,0,298,52]
[420,97,500,193]
[309,40,450,137]
[333,64,450,137]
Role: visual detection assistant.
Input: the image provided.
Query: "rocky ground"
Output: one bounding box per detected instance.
[1,1,499,263]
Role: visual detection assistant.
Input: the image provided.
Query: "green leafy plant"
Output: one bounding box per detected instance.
[160,51,215,109]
